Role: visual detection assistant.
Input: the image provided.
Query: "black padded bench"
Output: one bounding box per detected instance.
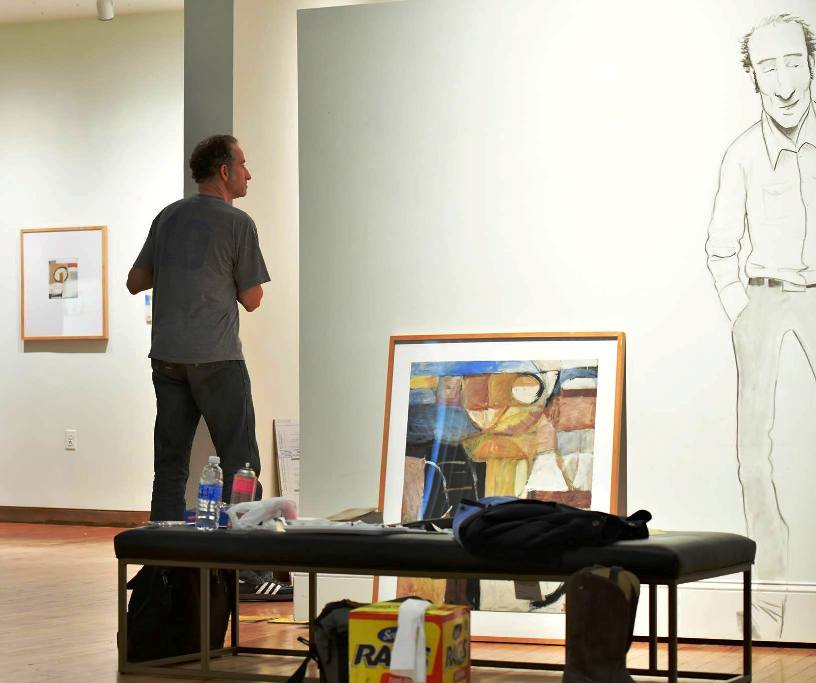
[114,526,755,683]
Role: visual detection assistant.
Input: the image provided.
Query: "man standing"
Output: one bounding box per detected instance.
[706,14,816,638]
[127,134,269,522]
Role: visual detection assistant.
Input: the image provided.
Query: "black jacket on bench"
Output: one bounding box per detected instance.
[453,497,651,560]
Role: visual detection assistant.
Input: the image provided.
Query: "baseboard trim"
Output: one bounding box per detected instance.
[0,506,149,528]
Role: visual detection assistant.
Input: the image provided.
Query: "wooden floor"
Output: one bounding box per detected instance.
[1,523,815,682]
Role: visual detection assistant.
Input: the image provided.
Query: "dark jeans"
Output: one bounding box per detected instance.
[150,359,262,521]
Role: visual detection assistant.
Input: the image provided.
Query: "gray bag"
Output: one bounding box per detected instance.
[287,599,363,683]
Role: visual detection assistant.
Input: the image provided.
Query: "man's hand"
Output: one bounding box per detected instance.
[126,267,153,294]
[238,284,263,312]
[718,282,749,325]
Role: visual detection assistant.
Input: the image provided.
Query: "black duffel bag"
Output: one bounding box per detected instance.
[125,565,234,662]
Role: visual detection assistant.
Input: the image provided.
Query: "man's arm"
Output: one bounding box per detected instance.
[126,267,153,295]
[706,144,748,323]
[130,216,157,295]
[234,217,270,312]
[237,284,263,312]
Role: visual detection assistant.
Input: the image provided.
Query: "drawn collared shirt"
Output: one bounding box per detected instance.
[706,101,816,320]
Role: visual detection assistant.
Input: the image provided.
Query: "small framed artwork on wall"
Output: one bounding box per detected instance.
[376,331,625,641]
[20,226,109,341]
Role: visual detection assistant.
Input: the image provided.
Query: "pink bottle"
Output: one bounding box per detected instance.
[229,463,257,504]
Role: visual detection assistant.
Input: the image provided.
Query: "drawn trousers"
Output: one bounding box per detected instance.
[731,284,816,580]
[149,359,262,521]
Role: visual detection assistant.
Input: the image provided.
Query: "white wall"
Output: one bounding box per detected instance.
[297,0,816,640]
[0,13,183,510]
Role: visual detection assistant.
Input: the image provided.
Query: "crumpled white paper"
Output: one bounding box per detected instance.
[226,497,297,529]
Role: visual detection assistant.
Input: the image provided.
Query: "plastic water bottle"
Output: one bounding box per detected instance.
[196,455,223,530]
[229,462,258,505]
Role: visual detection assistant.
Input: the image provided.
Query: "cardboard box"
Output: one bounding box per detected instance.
[349,601,470,683]
[326,507,383,523]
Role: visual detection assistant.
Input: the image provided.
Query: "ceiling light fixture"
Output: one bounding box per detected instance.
[97,0,114,21]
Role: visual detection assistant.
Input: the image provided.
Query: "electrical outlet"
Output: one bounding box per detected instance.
[64,429,77,451]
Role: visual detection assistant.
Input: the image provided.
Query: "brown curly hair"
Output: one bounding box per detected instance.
[189,134,238,183]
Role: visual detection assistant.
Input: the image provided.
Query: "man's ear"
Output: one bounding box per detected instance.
[749,68,759,94]
[219,163,230,181]
[809,54,815,80]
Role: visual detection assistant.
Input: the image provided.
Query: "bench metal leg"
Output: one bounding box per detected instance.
[743,569,752,680]
[649,583,658,671]
[232,569,240,652]
[668,582,678,683]
[308,572,317,643]
[201,567,211,672]
[118,560,128,673]
[627,577,752,683]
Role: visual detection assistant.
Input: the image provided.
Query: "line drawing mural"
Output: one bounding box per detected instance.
[706,12,816,639]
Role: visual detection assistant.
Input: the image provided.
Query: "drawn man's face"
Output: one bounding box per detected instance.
[748,21,813,129]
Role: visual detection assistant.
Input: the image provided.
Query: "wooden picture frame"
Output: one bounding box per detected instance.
[376,331,625,641]
[20,226,109,341]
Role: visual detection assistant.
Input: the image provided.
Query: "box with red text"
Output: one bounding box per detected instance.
[348,601,469,683]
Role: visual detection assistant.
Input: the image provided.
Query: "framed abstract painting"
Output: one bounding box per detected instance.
[20,226,108,341]
[376,332,625,641]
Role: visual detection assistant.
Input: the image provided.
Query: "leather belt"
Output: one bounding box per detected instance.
[748,277,816,288]
[748,277,784,287]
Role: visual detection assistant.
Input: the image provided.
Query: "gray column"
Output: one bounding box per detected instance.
[182,0,235,508]
[184,0,234,197]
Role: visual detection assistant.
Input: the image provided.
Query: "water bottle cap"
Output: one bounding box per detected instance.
[208,455,220,464]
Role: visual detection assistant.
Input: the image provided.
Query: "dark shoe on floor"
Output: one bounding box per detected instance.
[238,570,293,602]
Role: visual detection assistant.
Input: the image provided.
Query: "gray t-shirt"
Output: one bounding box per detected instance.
[134,194,270,363]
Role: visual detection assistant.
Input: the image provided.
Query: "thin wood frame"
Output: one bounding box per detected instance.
[20,225,109,341]
[378,331,626,514]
